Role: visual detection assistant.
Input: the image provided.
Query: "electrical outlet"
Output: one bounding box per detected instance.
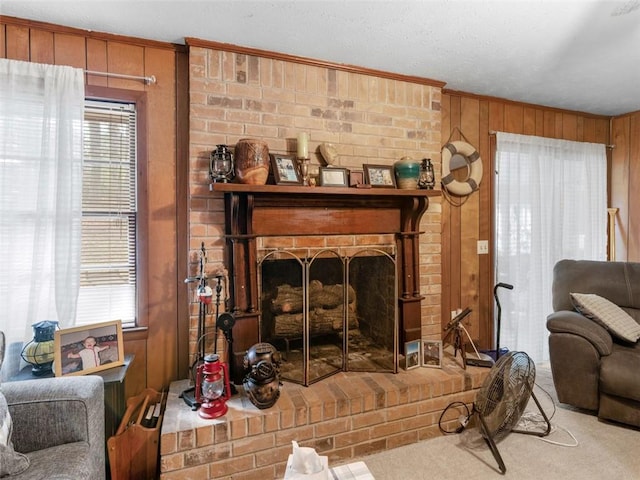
[477,240,489,255]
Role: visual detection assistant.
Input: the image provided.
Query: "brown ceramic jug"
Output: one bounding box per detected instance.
[234,138,270,185]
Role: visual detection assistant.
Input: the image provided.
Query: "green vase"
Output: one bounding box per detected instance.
[394,157,420,189]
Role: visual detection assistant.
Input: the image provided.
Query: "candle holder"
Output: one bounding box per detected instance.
[297,157,310,186]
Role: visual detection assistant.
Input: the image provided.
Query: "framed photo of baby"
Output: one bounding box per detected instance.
[54,319,125,377]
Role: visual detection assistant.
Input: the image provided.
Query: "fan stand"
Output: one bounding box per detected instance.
[475,387,552,474]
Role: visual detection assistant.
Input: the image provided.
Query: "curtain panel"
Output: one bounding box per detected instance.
[495,132,607,362]
[0,59,84,345]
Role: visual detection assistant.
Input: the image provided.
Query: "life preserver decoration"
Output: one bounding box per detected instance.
[441,140,483,196]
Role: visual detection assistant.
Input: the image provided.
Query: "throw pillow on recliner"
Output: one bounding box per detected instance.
[571,292,640,343]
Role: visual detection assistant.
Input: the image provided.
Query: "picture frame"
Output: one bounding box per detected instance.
[270,154,302,185]
[404,340,421,370]
[54,319,125,377]
[364,164,396,188]
[349,169,364,187]
[319,166,349,187]
[422,340,443,368]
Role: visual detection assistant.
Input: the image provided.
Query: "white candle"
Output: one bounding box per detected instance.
[297,132,309,159]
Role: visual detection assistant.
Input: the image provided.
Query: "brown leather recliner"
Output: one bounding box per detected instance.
[547,259,640,428]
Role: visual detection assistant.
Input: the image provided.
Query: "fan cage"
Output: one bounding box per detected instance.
[474,351,535,441]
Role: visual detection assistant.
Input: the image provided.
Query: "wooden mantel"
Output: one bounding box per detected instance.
[213,183,441,381]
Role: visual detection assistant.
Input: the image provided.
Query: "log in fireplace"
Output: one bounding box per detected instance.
[213,183,440,383]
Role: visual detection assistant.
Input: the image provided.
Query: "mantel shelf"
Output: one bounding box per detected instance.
[213,183,441,198]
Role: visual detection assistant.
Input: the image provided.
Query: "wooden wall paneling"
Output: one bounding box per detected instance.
[554,112,564,138]
[122,338,148,400]
[523,107,537,136]
[175,48,191,380]
[488,101,505,134]
[576,115,584,140]
[144,47,179,390]
[595,118,609,143]
[478,99,493,349]
[610,116,630,261]
[5,24,29,60]
[460,96,481,340]
[447,95,462,323]
[440,94,452,331]
[629,114,640,261]
[1,24,6,58]
[543,110,556,138]
[535,109,545,137]
[562,113,578,141]
[504,103,524,133]
[53,33,86,68]
[583,117,597,142]
[86,38,108,87]
[29,29,54,64]
[106,42,145,91]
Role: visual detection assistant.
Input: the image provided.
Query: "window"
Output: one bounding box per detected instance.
[75,100,138,327]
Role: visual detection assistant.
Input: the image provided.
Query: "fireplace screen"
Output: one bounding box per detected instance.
[259,248,397,386]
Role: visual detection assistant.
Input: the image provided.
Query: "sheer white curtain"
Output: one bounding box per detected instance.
[0,59,84,346]
[494,132,607,362]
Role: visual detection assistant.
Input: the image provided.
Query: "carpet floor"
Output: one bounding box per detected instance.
[356,363,640,480]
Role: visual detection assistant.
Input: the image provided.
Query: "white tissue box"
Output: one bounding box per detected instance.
[284,454,329,480]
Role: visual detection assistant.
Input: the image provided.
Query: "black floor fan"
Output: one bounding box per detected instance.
[470,351,551,474]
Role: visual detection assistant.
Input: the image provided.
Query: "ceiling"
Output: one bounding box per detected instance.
[3,1,640,116]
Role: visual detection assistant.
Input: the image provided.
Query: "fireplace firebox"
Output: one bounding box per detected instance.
[213,184,439,383]
[259,247,397,385]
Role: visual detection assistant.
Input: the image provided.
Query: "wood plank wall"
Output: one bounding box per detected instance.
[611,110,640,262]
[441,91,612,349]
[1,16,186,395]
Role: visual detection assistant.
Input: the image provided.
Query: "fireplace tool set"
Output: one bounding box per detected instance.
[180,243,236,417]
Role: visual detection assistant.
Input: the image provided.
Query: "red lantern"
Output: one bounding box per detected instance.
[195,353,231,419]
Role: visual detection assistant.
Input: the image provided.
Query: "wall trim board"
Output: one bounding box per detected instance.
[1,15,181,51]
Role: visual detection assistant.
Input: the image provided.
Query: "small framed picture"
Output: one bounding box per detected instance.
[349,169,364,187]
[364,164,396,188]
[319,167,349,187]
[270,154,302,185]
[422,340,443,368]
[54,320,125,377]
[404,340,421,370]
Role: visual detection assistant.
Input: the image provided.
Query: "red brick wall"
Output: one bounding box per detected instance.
[188,45,443,363]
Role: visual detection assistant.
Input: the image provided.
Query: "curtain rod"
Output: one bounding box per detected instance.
[488,130,615,149]
[85,70,156,85]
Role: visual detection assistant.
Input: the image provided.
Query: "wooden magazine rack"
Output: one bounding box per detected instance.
[108,387,166,480]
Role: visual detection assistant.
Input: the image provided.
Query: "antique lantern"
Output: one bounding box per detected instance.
[195,353,231,419]
[209,144,234,185]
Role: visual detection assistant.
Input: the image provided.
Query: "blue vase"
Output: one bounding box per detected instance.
[394,157,420,189]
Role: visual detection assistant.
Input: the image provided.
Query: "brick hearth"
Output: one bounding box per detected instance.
[159,353,488,480]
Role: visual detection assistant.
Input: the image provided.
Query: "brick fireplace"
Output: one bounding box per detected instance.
[177,40,450,480]
[214,184,440,383]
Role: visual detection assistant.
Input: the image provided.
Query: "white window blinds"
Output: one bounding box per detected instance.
[75,100,137,327]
